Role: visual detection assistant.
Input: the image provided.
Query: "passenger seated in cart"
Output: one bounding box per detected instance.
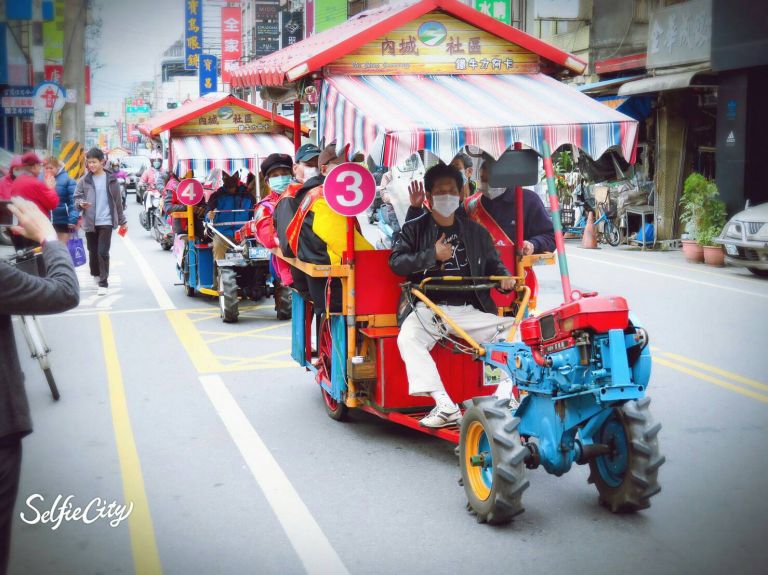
[253,153,295,290]
[204,173,255,265]
[450,151,476,199]
[274,143,322,299]
[164,170,205,237]
[390,163,516,429]
[285,143,373,318]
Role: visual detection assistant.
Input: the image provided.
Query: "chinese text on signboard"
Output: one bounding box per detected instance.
[221,7,242,84]
[171,105,277,137]
[199,55,218,96]
[326,13,538,76]
[185,0,203,70]
[473,0,512,26]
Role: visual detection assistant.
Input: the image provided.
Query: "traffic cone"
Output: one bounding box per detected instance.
[581,211,598,249]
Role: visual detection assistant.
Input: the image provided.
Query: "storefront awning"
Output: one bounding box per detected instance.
[171,133,294,177]
[319,74,638,167]
[618,69,713,96]
[578,75,646,93]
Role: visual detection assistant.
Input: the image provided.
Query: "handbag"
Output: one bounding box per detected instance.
[67,235,87,267]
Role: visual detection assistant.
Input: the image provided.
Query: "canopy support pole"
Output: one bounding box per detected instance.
[514,141,524,279]
[293,100,301,153]
[542,140,573,303]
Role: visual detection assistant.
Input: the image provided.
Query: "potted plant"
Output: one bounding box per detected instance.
[698,194,727,267]
[679,173,711,262]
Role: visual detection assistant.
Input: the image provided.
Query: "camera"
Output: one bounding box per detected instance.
[0,200,18,227]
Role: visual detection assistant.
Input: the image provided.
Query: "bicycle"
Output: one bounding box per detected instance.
[5,248,61,400]
[561,187,622,247]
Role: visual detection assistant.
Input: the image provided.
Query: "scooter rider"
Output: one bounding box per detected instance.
[139,156,165,193]
[389,162,516,428]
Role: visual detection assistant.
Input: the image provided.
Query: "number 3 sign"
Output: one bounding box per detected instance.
[177,178,204,206]
[324,163,376,217]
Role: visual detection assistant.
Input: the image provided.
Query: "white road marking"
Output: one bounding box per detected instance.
[121,234,176,310]
[568,253,768,299]
[199,375,349,575]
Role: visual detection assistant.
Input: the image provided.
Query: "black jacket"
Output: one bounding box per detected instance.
[0,242,79,441]
[389,211,509,315]
[274,175,324,257]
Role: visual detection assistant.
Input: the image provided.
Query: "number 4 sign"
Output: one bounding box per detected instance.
[324,163,376,217]
[177,178,204,205]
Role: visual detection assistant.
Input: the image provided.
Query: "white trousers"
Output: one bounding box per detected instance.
[397,303,515,397]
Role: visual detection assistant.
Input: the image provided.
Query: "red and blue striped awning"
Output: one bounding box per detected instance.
[319,74,638,167]
[170,133,295,177]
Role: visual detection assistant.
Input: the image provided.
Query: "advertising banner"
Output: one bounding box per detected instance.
[0,86,34,117]
[221,6,242,84]
[170,104,276,137]
[281,10,304,48]
[199,54,218,96]
[473,0,512,26]
[43,0,65,62]
[314,0,346,34]
[184,0,203,70]
[326,13,539,76]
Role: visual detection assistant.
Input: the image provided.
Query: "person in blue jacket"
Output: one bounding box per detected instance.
[203,172,255,265]
[43,156,79,242]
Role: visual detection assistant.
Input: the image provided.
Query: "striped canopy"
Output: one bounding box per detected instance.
[319,74,638,167]
[170,133,295,177]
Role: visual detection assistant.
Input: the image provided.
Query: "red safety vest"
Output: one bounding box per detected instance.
[463,193,538,308]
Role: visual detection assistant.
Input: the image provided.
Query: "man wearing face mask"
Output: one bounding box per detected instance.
[285,143,373,318]
[204,173,254,268]
[450,152,476,199]
[469,153,555,256]
[389,163,516,428]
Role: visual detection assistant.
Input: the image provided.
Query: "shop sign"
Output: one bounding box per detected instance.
[255,1,279,20]
[199,54,218,96]
[0,86,34,117]
[647,0,711,69]
[221,6,242,84]
[314,0,346,34]
[281,10,304,48]
[326,13,539,76]
[184,0,204,70]
[473,0,511,26]
[170,104,276,137]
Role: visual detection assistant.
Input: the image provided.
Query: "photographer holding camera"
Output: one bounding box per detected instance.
[0,197,79,574]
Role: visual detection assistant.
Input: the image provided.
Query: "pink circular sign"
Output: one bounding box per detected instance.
[177,178,204,206]
[324,163,376,216]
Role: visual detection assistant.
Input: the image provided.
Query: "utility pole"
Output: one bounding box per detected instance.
[61,0,86,146]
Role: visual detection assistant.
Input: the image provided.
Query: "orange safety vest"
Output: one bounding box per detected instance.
[463,193,538,308]
[286,186,323,259]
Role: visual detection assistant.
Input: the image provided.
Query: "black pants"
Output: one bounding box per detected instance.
[85,226,113,287]
[0,438,21,575]
[307,277,343,317]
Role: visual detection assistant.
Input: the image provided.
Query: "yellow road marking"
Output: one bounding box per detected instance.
[199,323,289,344]
[654,357,768,404]
[658,352,768,393]
[99,313,162,575]
[167,310,293,373]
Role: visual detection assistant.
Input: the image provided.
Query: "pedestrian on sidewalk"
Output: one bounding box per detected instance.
[0,197,79,575]
[44,156,79,242]
[73,147,127,296]
[7,153,59,251]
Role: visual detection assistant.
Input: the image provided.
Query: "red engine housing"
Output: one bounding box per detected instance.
[520,295,630,348]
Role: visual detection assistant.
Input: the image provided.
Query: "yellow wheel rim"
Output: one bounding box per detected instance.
[464,420,492,501]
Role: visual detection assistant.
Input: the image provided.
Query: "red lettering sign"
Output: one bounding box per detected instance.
[221,7,242,84]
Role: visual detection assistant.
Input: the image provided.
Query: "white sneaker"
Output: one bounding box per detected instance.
[91,276,99,287]
[97,286,108,296]
[419,405,461,428]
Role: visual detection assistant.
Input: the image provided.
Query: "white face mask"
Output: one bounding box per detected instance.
[484,187,506,200]
[431,195,460,218]
[302,167,319,180]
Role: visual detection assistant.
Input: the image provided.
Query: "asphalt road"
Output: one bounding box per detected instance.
[6,200,768,575]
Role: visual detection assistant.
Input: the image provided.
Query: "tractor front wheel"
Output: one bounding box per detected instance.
[219,267,239,323]
[459,396,529,524]
[588,397,665,513]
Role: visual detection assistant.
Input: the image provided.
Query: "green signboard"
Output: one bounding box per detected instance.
[314,0,347,34]
[43,0,65,62]
[473,0,512,26]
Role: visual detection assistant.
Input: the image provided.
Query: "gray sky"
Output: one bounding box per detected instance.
[90,0,184,107]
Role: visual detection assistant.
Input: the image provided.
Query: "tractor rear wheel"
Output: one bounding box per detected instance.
[219,267,239,323]
[459,396,528,524]
[588,397,665,513]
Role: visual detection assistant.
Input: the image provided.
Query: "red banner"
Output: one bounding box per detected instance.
[221,6,242,84]
[44,64,91,104]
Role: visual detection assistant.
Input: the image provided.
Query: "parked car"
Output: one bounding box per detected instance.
[715,202,768,277]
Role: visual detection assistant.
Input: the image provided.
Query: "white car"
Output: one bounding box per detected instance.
[715,202,768,277]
